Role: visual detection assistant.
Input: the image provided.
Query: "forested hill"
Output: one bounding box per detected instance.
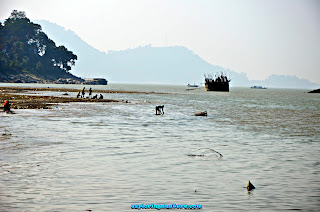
[0,10,83,83]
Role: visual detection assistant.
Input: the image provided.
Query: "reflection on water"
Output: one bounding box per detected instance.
[1,85,320,211]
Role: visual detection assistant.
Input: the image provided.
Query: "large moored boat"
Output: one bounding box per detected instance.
[204,73,230,92]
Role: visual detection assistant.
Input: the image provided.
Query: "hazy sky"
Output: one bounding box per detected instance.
[1,0,320,83]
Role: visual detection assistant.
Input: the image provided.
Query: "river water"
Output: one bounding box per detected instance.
[0,83,319,211]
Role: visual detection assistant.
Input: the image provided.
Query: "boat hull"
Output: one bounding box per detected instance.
[205,82,229,92]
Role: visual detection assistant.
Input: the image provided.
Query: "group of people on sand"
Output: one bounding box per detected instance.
[76,87,104,99]
[2,87,105,113]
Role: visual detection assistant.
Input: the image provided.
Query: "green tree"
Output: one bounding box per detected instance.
[0,10,77,80]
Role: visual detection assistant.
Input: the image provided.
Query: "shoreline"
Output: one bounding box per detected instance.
[0,86,168,95]
[0,86,156,110]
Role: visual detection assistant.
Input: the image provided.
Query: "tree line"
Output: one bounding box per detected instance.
[0,10,77,78]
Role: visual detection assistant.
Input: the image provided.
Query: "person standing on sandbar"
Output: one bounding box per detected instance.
[81,87,85,98]
[89,88,92,99]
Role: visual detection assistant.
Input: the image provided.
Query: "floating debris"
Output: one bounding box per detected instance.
[1,128,12,137]
[195,111,207,116]
[247,180,255,191]
[155,105,164,115]
[188,148,223,158]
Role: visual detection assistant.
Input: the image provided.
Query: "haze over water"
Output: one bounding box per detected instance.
[1,84,319,211]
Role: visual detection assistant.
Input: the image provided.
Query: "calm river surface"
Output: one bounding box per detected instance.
[1,83,319,211]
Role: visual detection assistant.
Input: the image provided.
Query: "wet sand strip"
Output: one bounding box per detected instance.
[0,86,168,95]
[0,86,147,110]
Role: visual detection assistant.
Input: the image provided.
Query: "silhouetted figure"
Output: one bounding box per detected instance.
[76,91,81,98]
[155,105,164,115]
[3,100,11,112]
[99,94,103,99]
[89,88,92,98]
[92,94,98,99]
[81,87,85,98]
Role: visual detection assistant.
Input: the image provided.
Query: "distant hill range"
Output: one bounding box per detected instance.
[35,20,319,89]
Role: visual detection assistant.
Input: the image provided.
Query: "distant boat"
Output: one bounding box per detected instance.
[83,78,108,85]
[251,85,267,89]
[188,83,199,87]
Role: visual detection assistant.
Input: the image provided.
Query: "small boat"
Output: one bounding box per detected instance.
[188,83,199,87]
[251,85,267,89]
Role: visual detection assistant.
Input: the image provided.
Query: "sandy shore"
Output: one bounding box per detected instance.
[0,86,161,110]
